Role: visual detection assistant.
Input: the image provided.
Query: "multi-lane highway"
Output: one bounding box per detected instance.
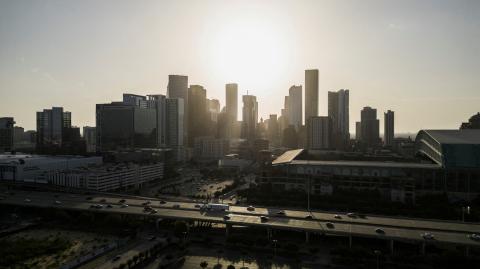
[1,190,479,248]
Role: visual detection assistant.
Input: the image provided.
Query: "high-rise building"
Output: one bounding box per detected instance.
[36,107,71,151]
[226,83,238,138]
[167,75,188,141]
[0,117,15,152]
[242,95,258,142]
[267,114,279,145]
[166,98,184,147]
[384,110,395,147]
[355,122,362,141]
[307,116,332,150]
[147,94,167,147]
[305,69,319,122]
[208,99,220,122]
[360,106,380,147]
[123,93,148,108]
[187,85,207,146]
[83,126,96,153]
[328,89,350,149]
[288,85,302,130]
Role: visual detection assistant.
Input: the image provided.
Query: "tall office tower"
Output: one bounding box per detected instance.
[226,83,238,138]
[123,93,148,108]
[305,69,319,122]
[307,116,332,150]
[187,85,207,146]
[36,107,71,150]
[288,85,302,130]
[166,98,185,147]
[83,126,96,153]
[267,114,279,145]
[147,94,167,147]
[360,106,380,147]
[355,122,362,141]
[207,99,220,122]
[0,117,15,152]
[328,89,350,149]
[242,95,258,142]
[167,75,188,141]
[384,110,395,147]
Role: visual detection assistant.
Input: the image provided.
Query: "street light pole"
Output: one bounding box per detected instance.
[374,250,381,269]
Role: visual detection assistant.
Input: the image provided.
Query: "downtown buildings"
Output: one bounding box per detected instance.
[0,117,15,152]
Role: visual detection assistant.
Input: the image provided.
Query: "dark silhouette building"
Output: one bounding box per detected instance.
[384,110,395,147]
[0,117,15,152]
[328,89,349,149]
[187,85,207,146]
[359,106,380,148]
[460,112,480,129]
[241,94,258,142]
[305,69,319,123]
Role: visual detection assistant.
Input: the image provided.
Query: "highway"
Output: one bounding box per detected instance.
[1,190,480,248]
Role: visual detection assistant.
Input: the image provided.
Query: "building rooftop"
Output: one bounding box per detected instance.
[289,160,440,169]
[272,149,304,165]
[421,129,480,144]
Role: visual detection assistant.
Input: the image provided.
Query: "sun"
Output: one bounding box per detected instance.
[209,19,291,92]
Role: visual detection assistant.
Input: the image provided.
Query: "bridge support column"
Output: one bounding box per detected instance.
[225,224,232,237]
[420,242,426,255]
[389,240,394,254]
[266,227,272,239]
[349,235,352,248]
[305,232,310,243]
[465,246,470,257]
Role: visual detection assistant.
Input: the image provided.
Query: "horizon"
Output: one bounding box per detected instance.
[1,0,479,132]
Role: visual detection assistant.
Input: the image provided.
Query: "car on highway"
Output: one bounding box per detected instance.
[305,214,313,220]
[100,199,106,202]
[106,204,113,208]
[54,200,62,205]
[172,204,180,209]
[112,255,121,262]
[421,232,434,240]
[276,210,286,215]
[334,214,342,219]
[159,200,166,204]
[90,204,103,209]
[24,198,31,203]
[144,206,152,211]
[326,222,335,229]
[375,228,385,234]
[223,214,231,220]
[468,234,480,241]
[119,199,126,203]
[347,212,357,218]
[194,204,202,208]
[86,197,93,200]
[260,216,269,222]
[247,205,255,211]
[142,201,151,206]
[150,209,158,214]
[121,204,129,208]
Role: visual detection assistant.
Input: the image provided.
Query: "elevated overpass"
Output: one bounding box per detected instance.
[1,190,479,254]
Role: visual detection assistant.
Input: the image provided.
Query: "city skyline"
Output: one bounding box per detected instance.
[1,0,479,133]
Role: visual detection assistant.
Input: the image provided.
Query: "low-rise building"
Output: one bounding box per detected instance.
[0,154,103,183]
[46,162,164,191]
[193,136,229,160]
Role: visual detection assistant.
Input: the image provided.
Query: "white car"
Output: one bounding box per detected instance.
[421,232,434,240]
[247,205,255,211]
[54,200,62,205]
[24,198,31,203]
[468,233,480,241]
[347,212,356,218]
[334,214,341,219]
[121,204,129,208]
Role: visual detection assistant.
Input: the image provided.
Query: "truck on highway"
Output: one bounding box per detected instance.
[203,203,229,211]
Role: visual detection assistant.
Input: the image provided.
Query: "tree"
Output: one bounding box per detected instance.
[200,261,208,269]
[217,249,224,264]
[227,265,235,269]
[133,255,139,265]
[127,259,133,268]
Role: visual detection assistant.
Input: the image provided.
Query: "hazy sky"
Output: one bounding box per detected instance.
[0,0,479,133]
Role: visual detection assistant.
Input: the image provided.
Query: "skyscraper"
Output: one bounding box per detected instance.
[0,117,15,152]
[166,98,185,147]
[305,69,319,122]
[307,116,332,150]
[288,85,302,130]
[226,83,238,138]
[147,94,167,147]
[167,75,188,141]
[242,94,258,142]
[328,89,349,148]
[384,110,394,147]
[187,85,207,146]
[36,107,70,150]
[360,106,380,148]
[83,126,96,152]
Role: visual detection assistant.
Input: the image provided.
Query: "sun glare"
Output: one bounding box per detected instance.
[209,19,291,91]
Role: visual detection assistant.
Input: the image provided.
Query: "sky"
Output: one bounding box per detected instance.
[0,0,479,133]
